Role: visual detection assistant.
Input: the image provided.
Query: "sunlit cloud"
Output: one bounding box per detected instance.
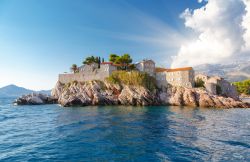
[171,0,250,68]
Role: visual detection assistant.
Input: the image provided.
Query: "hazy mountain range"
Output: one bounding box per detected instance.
[0,84,51,98]
[194,60,250,82]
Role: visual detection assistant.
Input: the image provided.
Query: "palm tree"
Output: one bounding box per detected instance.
[70,64,78,73]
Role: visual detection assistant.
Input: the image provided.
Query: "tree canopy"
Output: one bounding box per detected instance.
[109,54,133,70]
[233,79,250,95]
[83,56,99,65]
[109,54,120,63]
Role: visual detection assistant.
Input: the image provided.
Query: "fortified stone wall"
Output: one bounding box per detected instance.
[58,73,85,84]
[58,64,116,84]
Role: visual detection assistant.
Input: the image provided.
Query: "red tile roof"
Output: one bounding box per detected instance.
[155,67,193,72]
[101,62,113,65]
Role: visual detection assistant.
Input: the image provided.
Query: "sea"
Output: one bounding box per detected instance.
[0,97,250,162]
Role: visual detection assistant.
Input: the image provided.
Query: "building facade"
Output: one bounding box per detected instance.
[58,59,195,89]
[156,67,195,88]
[135,59,155,77]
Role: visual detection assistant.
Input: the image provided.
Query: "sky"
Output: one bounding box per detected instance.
[0,0,249,90]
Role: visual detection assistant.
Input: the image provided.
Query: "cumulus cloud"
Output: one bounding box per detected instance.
[171,0,250,68]
[242,0,250,52]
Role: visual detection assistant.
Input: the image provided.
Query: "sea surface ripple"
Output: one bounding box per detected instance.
[0,97,250,161]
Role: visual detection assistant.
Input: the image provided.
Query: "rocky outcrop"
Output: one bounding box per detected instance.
[14,93,57,105]
[50,81,250,108]
[159,86,249,108]
[51,81,158,107]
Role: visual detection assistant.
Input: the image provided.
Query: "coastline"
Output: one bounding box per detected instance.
[14,80,250,108]
[241,97,250,103]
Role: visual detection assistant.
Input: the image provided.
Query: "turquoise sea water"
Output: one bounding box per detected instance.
[0,97,250,161]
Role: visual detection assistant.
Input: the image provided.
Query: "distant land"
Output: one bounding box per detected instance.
[0,84,51,98]
[194,60,250,82]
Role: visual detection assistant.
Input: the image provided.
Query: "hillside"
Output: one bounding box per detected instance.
[194,60,250,82]
[0,84,51,98]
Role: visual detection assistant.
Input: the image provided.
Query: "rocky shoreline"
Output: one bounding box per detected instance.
[14,81,250,108]
[14,93,57,105]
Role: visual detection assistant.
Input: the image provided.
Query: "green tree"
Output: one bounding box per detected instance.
[109,53,133,70]
[98,56,101,68]
[195,78,205,88]
[82,56,99,65]
[109,54,120,63]
[120,54,132,70]
[70,64,79,73]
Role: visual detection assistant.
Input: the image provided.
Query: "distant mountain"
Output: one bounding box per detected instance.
[194,60,250,82]
[0,84,51,98]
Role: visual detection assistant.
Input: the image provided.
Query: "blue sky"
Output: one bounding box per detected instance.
[0,0,210,90]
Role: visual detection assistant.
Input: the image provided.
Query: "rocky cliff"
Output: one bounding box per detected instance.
[50,80,250,108]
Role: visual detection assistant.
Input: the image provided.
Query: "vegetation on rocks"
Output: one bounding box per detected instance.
[106,71,156,91]
[195,77,205,88]
[233,79,250,95]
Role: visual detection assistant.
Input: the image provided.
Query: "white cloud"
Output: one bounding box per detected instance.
[171,0,250,68]
[242,0,250,52]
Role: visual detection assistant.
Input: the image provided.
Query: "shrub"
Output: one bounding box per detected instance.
[195,78,205,88]
[233,79,250,95]
[216,85,222,95]
[106,71,156,91]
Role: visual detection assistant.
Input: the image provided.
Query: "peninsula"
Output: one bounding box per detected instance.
[15,54,250,108]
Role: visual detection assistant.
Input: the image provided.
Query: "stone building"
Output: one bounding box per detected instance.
[58,59,195,89]
[195,74,239,100]
[58,62,117,84]
[135,59,156,77]
[155,67,195,88]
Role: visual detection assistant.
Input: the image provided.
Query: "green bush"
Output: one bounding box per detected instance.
[216,85,222,95]
[233,79,250,95]
[195,78,205,88]
[106,71,156,91]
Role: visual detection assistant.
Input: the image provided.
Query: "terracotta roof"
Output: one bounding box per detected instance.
[166,67,193,72]
[155,67,168,72]
[155,67,193,73]
[101,62,127,67]
[101,62,113,65]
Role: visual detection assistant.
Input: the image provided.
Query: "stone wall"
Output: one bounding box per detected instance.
[58,73,85,84]
[58,64,117,84]
[156,69,195,88]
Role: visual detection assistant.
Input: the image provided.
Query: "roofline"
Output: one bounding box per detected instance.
[155,67,193,72]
